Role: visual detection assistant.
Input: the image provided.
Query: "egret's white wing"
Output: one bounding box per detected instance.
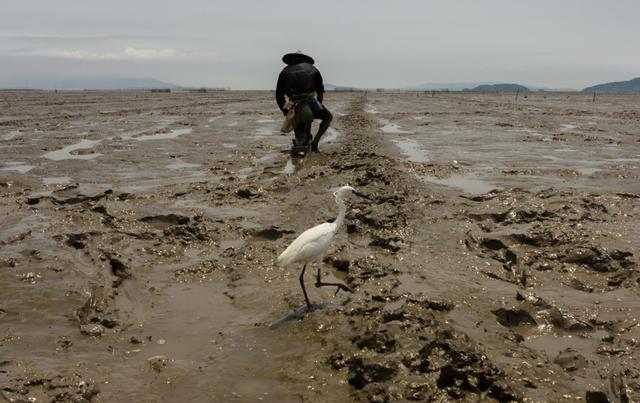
[277,222,336,266]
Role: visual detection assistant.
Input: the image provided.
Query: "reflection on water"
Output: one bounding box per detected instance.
[281,158,305,175]
[381,120,412,134]
[255,126,273,137]
[364,104,380,114]
[137,128,192,141]
[320,128,340,144]
[0,161,34,174]
[166,162,201,170]
[524,330,608,362]
[1,130,21,141]
[43,139,102,161]
[282,159,296,174]
[380,123,413,134]
[43,176,71,185]
[422,175,495,194]
[392,138,429,162]
[560,123,578,132]
[577,167,599,176]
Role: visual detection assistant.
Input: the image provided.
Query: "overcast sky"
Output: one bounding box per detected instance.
[1,0,639,89]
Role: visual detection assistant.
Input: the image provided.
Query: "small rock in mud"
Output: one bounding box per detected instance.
[56,336,73,351]
[406,381,431,401]
[566,277,594,292]
[363,383,390,403]
[148,355,168,372]
[236,187,261,199]
[163,222,209,241]
[553,348,588,372]
[80,323,106,337]
[407,295,454,312]
[328,352,348,370]
[130,336,143,344]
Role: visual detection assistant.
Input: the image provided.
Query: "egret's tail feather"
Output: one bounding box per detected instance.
[277,247,294,266]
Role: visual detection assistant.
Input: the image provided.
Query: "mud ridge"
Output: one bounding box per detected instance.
[288,95,522,401]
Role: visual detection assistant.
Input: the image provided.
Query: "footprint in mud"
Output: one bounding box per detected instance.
[139,213,190,229]
[466,235,520,283]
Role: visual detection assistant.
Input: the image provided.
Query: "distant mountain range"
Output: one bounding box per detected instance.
[403,82,497,91]
[468,83,530,92]
[4,76,639,93]
[0,76,179,90]
[582,77,640,93]
[403,82,573,92]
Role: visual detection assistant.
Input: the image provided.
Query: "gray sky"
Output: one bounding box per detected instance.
[1,0,639,89]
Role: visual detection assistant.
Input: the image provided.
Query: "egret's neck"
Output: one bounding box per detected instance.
[333,194,347,230]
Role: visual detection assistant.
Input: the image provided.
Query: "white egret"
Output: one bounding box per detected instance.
[277,185,370,310]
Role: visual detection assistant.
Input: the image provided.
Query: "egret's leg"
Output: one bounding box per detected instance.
[314,264,353,295]
[299,264,312,310]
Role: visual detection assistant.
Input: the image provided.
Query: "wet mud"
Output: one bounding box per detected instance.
[1,90,639,402]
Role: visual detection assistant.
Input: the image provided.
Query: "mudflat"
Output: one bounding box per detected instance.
[1,90,639,402]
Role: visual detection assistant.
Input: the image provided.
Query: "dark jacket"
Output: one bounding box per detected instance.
[276,62,325,112]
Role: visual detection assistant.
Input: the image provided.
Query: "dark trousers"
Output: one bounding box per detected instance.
[293,106,333,151]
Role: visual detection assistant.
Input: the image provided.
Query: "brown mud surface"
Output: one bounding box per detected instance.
[1,90,639,402]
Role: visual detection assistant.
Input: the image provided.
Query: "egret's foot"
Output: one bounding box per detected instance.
[314,268,353,295]
[314,280,353,295]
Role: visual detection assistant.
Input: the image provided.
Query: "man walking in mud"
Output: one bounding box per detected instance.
[276,51,333,156]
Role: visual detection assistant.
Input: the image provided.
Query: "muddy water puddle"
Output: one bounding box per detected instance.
[1,161,35,174]
[379,119,413,134]
[165,161,201,170]
[422,174,496,194]
[392,138,429,162]
[42,176,72,185]
[43,139,103,161]
[320,127,340,144]
[1,130,22,141]
[136,128,193,141]
[524,331,609,362]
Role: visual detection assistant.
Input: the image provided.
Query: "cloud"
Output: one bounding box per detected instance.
[121,47,178,60]
[3,46,181,61]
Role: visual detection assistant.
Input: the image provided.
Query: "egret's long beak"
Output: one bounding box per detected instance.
[353,191,372,200]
